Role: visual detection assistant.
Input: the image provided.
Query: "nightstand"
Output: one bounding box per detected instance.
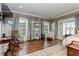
[67,44,79,56]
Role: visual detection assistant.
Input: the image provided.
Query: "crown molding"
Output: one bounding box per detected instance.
[52,9,79,19]
[12,10,49,19]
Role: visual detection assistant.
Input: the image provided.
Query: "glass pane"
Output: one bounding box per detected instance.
[58,21,63,36]
[58,17,75,37]
[66,21,75,34]
[44,21,50,38]
[19,18,28,41]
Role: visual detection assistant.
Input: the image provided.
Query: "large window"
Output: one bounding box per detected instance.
[0,20,12,38]
[19,17,28,40]
[58,20,63,37]
[5,23,12,36]
[44,21,50,38]
[63,21,75,35]
[58,17,75,37]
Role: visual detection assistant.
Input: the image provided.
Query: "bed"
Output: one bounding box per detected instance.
[63,34,79,46]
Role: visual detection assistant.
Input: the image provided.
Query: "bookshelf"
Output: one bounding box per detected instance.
[31,20,41,40]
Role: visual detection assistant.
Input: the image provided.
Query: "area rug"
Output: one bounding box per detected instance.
[26,43,67,56]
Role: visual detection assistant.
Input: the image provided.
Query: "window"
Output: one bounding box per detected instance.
[44,21,50,38]
[58,20,63,36]
[0,20,12,40]
[5,24,12,36]
[65,21,75,35]
[58,17,75,37]
[19,17,28,39]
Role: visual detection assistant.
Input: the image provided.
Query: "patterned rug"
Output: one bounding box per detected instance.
[27,43,67,56]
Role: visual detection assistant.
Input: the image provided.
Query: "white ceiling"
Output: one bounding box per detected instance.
[5,3,79,19]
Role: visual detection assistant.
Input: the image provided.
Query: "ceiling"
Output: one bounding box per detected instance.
[4,3,79,19]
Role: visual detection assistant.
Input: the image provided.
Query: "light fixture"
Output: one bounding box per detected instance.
[19,5,22,8]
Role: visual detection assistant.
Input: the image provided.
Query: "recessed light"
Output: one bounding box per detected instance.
[19,5,22,8]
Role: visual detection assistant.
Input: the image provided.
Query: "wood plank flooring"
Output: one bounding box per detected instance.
[4,39,61,56]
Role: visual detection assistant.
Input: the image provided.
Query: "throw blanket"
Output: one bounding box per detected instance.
[63,35,79,46]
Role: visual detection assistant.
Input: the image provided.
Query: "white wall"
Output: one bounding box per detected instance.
[51,22,55,39]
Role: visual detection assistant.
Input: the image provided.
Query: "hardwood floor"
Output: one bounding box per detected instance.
[4,39,62,56]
